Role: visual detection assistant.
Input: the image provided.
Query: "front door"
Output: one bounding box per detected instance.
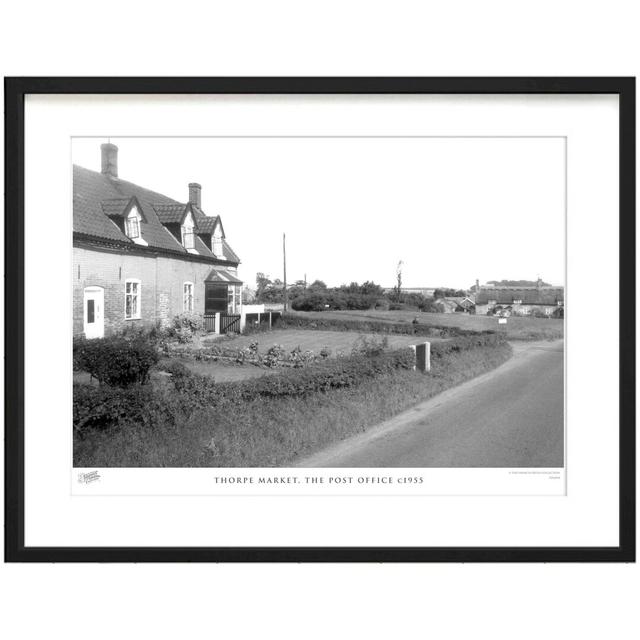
[204,283,228,314]
[83,287,104,339]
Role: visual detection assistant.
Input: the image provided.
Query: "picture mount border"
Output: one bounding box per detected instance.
[4,76,635,563]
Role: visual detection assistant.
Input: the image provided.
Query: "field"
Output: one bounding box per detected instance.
[285,309,564,341]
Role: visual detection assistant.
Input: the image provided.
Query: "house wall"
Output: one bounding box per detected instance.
[73,246,233,336]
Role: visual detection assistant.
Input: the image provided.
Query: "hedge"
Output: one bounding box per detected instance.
[73,333,506,434]
[170,348,416,408]
[74,348,416,433]
[277,314,496,339]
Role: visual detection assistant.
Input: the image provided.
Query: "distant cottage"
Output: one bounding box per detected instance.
[73,144,242,338]
[474,279,564,318]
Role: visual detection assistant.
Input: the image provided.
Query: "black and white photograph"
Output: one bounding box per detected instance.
[6,77,632,564]
[72,136,565,471]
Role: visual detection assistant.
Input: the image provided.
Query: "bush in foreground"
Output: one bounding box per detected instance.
[73,336,159,387]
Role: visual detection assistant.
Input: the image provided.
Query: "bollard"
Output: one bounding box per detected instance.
[409,345,417,371]
[415,341,431,373]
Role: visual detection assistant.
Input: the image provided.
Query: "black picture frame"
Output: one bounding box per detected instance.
[4,77,635,563]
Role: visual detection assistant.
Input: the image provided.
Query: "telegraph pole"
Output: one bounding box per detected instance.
[283,232,288,312]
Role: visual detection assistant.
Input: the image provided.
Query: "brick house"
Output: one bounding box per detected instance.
[73,143,242,338]
[474,279,564,317]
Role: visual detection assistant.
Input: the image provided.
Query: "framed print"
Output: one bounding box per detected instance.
[4,77,635,562]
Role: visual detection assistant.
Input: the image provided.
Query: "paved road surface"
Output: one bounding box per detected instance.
[296,341,564,468]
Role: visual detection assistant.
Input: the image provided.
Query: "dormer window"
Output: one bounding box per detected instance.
[181,210,198,252]
[126,214,140,239]
[125,206,147,246]
[182,228,195,249]
[212,226,225,259]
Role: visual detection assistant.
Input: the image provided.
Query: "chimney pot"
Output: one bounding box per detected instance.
[189,183,202,209]
[100,143,118,178]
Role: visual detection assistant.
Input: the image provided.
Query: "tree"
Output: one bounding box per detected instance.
[395,261,403,302]
[255,273,272,300]
[308,279,327,291]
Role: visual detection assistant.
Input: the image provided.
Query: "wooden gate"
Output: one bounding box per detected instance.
[220,313,241,334]
[203,314,217,332]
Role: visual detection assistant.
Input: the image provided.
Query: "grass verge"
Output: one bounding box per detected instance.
[74,342,512,468]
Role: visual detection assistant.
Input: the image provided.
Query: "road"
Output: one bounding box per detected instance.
[296,340,564,468]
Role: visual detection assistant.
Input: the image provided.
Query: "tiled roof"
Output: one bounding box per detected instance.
[152,203,190,225]
[222,240,240,263]
[205,268,243,285]
[73,165,240,263]
[195,216,219,234]
[100,198,131,218]
[476,286,564,305]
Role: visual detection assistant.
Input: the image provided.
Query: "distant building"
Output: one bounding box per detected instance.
[474,278,564,317]
[434,296,476,313]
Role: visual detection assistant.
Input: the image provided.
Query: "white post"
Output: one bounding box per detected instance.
[413,342,431,373]
[214,312,221,334]
[269,312,272,329]
[410,345,417,371]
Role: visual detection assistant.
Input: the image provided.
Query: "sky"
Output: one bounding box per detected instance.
[72,137,565,290]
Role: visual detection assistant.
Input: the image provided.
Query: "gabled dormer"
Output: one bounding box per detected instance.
[152,202,200,254]
[194,215,226,259]
[100,196,148,246]
[180,205,199,254]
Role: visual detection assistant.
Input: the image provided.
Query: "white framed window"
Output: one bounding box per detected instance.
[183,282,194,312]
[182,227,195,249]
[125,207,148,246]
[125,214,140,238]
[513,299,523,304]
[181,211,196,250]
[212,227,225,259]
[125,278,141,319]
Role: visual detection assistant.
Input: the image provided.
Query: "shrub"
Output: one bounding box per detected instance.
[173,312,204,333]
[351,334,389,357]
[264,343,287,367]
[73,336,159,387]
[73,382,190,436]
[174,326,195,344]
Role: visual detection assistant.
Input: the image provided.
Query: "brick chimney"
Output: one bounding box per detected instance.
[476,278,480,292]
[189,183,202,209]
[100,143,118,178]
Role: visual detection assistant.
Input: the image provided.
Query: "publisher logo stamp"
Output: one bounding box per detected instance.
[78,470,101,484]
